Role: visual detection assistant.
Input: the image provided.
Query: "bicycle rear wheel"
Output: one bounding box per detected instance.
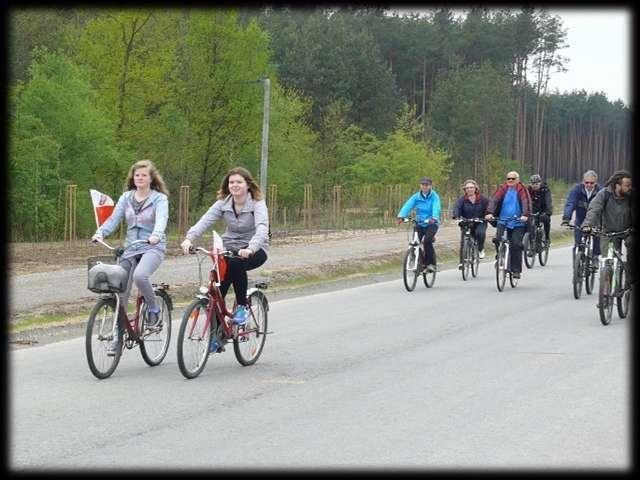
[177,298,211,379]
[234,290,268,366]
[140,290,172,367]
[598,265,614,325]
[461,240,471,281]
[523,232,535,268]
[616,265,631,319]
[471,242,480,278]
[402,247,419,292]
[572,250,584,299]
[85,298,122,379]
[496,244,507,292]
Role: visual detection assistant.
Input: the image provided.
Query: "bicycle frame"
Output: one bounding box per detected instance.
[191,248,257,344]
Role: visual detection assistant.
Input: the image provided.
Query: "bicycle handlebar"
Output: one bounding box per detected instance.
[188,245,242,258]
[91,238,149,256]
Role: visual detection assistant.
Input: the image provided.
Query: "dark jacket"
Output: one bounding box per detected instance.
[562,182,603,225]
[582,186,632,233]
[452,194,489,220]
[527,182,553,215]
[487,182,532,218]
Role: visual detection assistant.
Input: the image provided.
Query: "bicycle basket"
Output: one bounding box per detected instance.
[87,258,128,293]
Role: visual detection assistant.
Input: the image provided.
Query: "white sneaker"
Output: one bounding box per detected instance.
[479,250,485,259]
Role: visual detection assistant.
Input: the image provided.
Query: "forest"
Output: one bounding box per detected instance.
[9,7,631,241]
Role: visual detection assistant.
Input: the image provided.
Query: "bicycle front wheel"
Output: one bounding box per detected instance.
[585,257,596,295]
[496,244,507,292]
[471,242,480,278]
[402,247,419,292]
[616,265,631,319]
[523,233,535,268]
[598,265,614,325]
[572,250,584,299]
[140,290,172,367]
[85,298,122,379]
[234,290,268,366]
[177,298,211,379]
[461,240,471,281]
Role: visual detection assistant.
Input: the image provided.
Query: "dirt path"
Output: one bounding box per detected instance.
[9,216,567,320]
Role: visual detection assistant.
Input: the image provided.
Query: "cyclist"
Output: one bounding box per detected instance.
[180,166,269,326]
[485,171,531,279]
[581,170,633,284]
[396,176,441,273]
[451,178,489,269]
[91,159,170,355]
[560,170,602,262]
[527,174,553,246]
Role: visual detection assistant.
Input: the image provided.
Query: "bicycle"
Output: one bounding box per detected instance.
[85,239,173,379]
[565,224,597,299]
[457,218,484,281]
[177,240,269,379]
[490,215,524,292]
[594,227,633,325]
[401,217,436,291]
[523,212,550,268]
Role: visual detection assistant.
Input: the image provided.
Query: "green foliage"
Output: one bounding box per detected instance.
[337,124,451,189]
[263,84,317,206]
[429,62,514,186]
[10,48,123,240]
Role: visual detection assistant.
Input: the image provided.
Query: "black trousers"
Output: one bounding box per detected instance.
[417,224,438,266]
[494,225,526,274]
[220,249,268,306]
[531,214,551,240]
[458,222,487,262]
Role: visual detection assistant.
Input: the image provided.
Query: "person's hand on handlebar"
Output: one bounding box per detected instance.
[238,248,253,259]
[520,215,528,222]
[148,235,160,245]
[180,238,192,255]
[484,213,494,221]
[91,234,103,243]
[396,217,404,225]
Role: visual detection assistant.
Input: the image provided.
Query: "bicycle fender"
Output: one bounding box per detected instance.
[247,288,269,312]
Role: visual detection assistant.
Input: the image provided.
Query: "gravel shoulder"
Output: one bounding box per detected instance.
[9,216,570,347]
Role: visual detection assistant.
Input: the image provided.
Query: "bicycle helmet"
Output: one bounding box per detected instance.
[529,174,542,184]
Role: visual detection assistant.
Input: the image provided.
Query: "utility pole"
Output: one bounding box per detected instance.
[260,78,270,196]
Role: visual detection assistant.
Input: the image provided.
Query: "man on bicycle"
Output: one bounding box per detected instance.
[561,170,602,262]
[581,170,633,285]
[451,178,489,268]
[527,174,553,246]
[396,176,441,273]
[485,171,531,279]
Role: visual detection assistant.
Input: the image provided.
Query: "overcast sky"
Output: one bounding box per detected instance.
[390,7,632,107]
[547,8,631,107]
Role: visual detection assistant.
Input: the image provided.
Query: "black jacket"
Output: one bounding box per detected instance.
[527,183,552,215]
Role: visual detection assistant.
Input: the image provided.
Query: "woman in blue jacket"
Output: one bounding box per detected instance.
[560,170,602,258]
[396,176,441,272]
[92,160,169,353]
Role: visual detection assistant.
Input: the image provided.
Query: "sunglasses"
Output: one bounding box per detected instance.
[506,177,517,181]
[584,181,595,185]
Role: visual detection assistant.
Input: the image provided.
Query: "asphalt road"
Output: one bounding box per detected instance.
[9,246,630,470]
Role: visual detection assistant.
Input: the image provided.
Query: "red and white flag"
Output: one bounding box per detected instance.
[89,189,115,228]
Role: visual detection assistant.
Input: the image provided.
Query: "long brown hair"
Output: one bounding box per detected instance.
[125,159,169,196]
[217,166,263,200]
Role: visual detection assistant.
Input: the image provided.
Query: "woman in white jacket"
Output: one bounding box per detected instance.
[180,167,269,326]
